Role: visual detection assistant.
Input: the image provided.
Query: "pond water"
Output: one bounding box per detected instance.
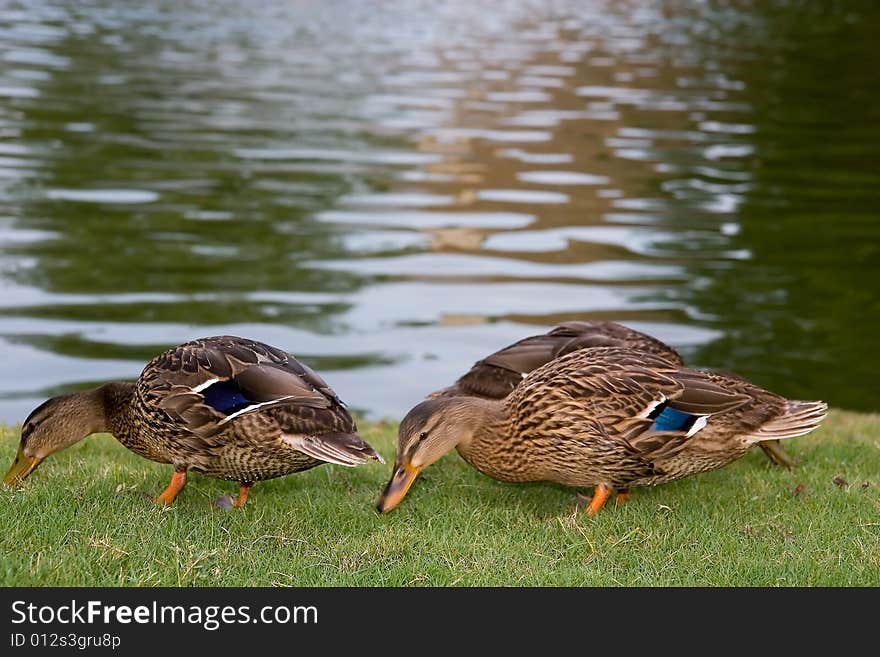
[1,0,878,423]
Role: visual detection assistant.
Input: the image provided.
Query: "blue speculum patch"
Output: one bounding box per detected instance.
[650,405,698,432]
[200,380,252,414]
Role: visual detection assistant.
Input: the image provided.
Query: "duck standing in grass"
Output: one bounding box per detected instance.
[377,345,826,515]
[3,336,383,508]
[428,320,797,465]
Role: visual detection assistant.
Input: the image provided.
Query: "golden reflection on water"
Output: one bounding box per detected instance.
[0,1,878,419]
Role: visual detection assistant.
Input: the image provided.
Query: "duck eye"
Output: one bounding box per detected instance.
[418,431,428,441]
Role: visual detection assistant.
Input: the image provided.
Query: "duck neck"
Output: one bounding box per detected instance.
[451,396,512,476]
[97,382,137,436]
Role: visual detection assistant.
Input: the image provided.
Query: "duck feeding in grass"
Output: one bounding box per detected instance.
[377,345,826,515]
[425,321,797,467]
[3,335,383,508]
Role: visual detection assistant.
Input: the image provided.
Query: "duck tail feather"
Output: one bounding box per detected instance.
[744,400,828,444]
[283,432,385,466]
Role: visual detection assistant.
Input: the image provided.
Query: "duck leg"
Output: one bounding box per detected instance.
[232,482,253,508]
[215,482,253,509]
[759,440,799,468]
[615,488,630,506]
[576,483,613,516]
[155,470,187,506]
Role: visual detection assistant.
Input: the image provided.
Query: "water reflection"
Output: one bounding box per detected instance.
[0,0,877,422]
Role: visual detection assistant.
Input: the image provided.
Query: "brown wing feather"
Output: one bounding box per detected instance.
[550,321,685,365]
[665,371,752,415]
[141,335,354,438]
[283,431,383,466]
[510,347,752,465]
[448,321,684,400]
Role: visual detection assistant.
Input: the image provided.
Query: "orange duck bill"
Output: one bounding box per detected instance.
[376,462,422,513]
[3,447,43,486]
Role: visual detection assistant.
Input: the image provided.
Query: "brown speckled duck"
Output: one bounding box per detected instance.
[3,336,383,507]
[427,320,796,467]
[377,346,826,515]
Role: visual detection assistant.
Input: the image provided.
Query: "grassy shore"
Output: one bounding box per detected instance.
[1,410,878,586]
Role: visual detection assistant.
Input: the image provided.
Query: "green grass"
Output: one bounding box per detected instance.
[1,410,878,586]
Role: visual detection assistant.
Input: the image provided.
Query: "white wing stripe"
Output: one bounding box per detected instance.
[686,415,709,437]
[217,395,296,425]
[191,378,221,393]
[637,394,667,419]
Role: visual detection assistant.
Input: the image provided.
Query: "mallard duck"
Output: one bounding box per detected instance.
[427,320,796,467]
[376,346,826,515]
[3,335,383,507]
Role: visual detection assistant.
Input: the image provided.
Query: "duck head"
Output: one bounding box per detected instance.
[376,398,480,513]
[3,390,106,486]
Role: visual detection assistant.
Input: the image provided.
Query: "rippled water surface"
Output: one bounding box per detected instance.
[1,0,878,422]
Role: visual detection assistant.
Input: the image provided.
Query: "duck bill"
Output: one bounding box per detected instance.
[3,448,43,487]
[376,462,422,513]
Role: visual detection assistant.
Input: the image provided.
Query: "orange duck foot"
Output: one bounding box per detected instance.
[155,471,187,506]
[576,483,613,516]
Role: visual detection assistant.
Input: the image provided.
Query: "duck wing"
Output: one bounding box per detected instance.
[455,331,583,398]
[448,321,683,400]
[553,321,685,365]
[140,335,355,438]
[512,347,750,463]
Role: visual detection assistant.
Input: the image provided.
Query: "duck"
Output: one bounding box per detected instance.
[3,335,383,508]
[376,346,826,515]
[427,320,796,467]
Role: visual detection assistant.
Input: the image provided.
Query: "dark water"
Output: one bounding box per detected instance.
[0,0,878,423]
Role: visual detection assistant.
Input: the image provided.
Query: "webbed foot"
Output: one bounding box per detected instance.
[215,482,253,509]
[214,495,235,509]
[575,483,613,516]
